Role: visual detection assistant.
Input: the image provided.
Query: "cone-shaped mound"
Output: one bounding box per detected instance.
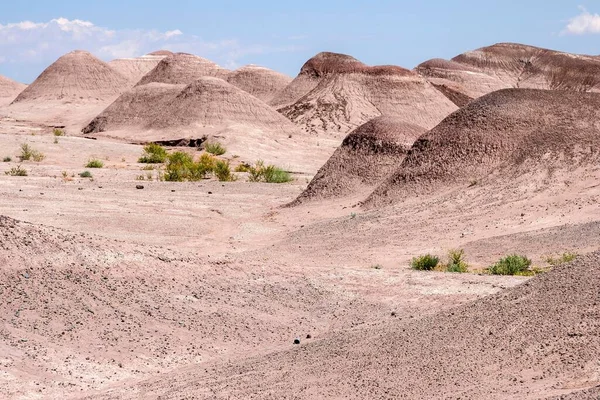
[291,116,425,204]
[82,82,185,133]
[276,52,457,136]
[140,250,600,398]
[365,88,600,207]
[0,75,26,105]
[11,50,129,103]
[269,51,415,110]
[108,51,170,85]
[226,64,292,103]
[416,43,600,103]
[136,52,229,86]
[147,76,294,130]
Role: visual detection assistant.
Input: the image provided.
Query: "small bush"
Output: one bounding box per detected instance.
[138,143,167,163]
[546,252,578,266]
[3,156,11,162]
[263,165,292,183]
[163,151,194,182]
[411,254,439,271]
[141,165,155,171]
[214,160,236,182]
[488,254,532,276]
[163,152,216,182]
[53,128,65,136]
[5,165,27,176]
[19,143,45,162]
[234,162,251,172]
[246,160,292,183]
[79,171,92,178]
[204,142,226,156]
[86,159,104,168]
[444,249,469,273]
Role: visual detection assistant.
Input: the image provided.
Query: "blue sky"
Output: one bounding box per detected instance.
[1,1,599,83]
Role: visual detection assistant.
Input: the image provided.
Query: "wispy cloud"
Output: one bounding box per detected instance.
[563,6,600,35]
[0,17,303,70]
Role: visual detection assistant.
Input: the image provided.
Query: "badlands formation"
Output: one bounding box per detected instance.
[1,42,600,399]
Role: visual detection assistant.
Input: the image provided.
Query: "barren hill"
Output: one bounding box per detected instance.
[416,43,600,104]
[268,52,362,109]
[11,50,129,103]
[83,77,329,172]
[226,64,292,103]
[136,52,229,86]
[108,51,171,85]
[0,75,26,106]
[365,88,600,207]
[275,51,457,136]
[82,82,185,134]
[291,116,425,204]
[112,249,600,399]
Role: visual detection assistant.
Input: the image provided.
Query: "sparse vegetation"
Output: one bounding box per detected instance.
[214,160,236,182]
[410,254,439,271]
[546,252,578,266]
[53,128,65,136]
[234,162,251,172]
[488,254,532,276]
[138,143,168,164]
[141,165,155,171]
[3,156,11,162]
[19,143,45,162]
[163,151,216,182]
[79,171,92,178]
[443,249,469,273]
[246,160,292,183]
[86,159,104,168]
[5,165,27,176]
[204,141,226,156]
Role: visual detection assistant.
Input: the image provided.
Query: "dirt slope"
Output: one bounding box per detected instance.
[226,65,292,103]
[0,75,26,106]
[0,215,383,399]
[136,52,229,86]
[82,83,185,134]
[291,116,425,204]
[77,249,600,399]
[276,52,457,136]
[365,88,600,207]
[11,50,129,103]
[108,52,170,85]
[416,43,600,103]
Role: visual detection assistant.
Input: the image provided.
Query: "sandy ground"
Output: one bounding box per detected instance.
[1,119,599,399]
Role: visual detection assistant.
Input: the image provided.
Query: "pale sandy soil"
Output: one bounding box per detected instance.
[1,118,599,399]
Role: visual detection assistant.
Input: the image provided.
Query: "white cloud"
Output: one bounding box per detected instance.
[563,6,600,35]
[0,17,302,73]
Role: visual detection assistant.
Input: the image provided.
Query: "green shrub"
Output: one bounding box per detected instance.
[79,171,92,178]
[138,143,167,163]
[53,128,65,136]
[19,143,45,162]
[444,249,469,273]
[546,252,578,266]
[5,165,27,176]
[234,162,251,172]
[410,254,439,271]
[163,151,194,182]
[488,254,532,276]
[246,160,292,183]
[263,165,292,183]
[3,156,11,162]
[204,141,226,156]
[86,159,104,168]
[163,152,216,182]
[214,160,235,181]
